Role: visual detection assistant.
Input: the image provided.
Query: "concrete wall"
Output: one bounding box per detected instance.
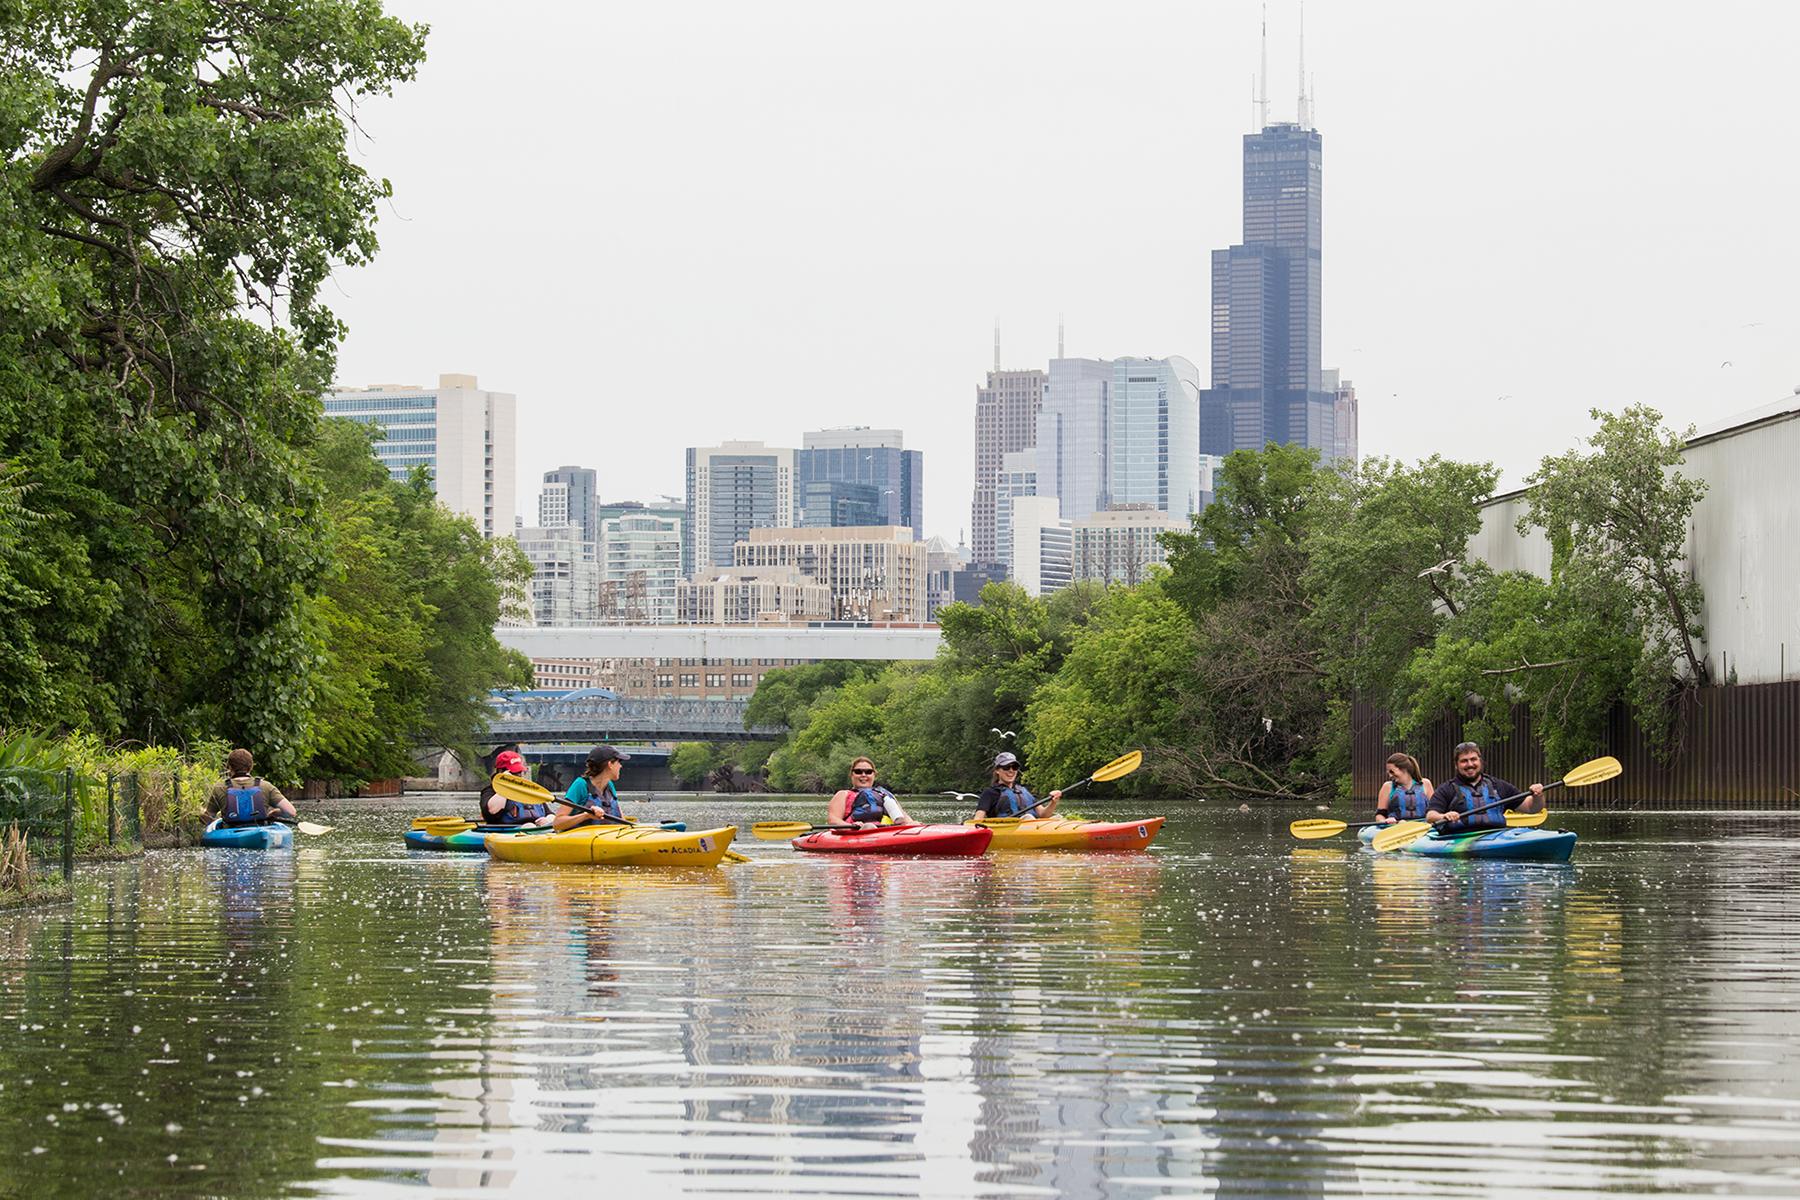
[1468,405,1800,685]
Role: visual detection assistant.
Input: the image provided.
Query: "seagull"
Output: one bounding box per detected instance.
[1720,360,1734,368]
[940,791,980,802]
[1496,394,1513,402]
[990,728,1016,739]
[1418,558,1457,578]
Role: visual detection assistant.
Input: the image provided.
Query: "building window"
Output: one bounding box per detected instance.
[654,674,674,688]
[706,673,725,687]
[679,673,698,687]
[732,673,753,687]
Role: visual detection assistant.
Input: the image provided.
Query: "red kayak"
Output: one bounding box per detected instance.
[791,823,993,857]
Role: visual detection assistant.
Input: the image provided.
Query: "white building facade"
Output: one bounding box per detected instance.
[322,372,516,538]
[1007,495,1073,598]
[516,524,599,626]
[1071,506,1184,585]
[600,510,682,624]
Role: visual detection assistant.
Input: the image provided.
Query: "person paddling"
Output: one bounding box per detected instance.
[553,745,630,832]
[973,752,1061,820]
[206,748,298,827]
[481,749,553,827]
[1374,753,1434,825]
[828,757,912,829]
[1426,741,1545,831]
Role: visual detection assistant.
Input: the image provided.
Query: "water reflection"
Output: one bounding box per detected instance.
[0,804,1796,1197]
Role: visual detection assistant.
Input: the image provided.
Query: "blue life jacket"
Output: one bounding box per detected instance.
[564,775,621,820]
[847,786,891,823]
[1388,780,1430,821]
[1453,779,1506,829]
[498,796,550,825]
[221,778,270,826]
[993,784,1039,817]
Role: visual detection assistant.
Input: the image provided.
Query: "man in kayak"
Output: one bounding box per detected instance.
[973,752,1061,819]
[480,749,554,827]
[1374,752,1434,824]
[206,748,298,826]
[828,757,913,829]
[1426,741,1545,831]
[552,744,630,831]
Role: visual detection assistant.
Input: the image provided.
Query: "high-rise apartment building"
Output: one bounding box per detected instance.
[970,367,1046,565]
[683,442,797,575]
[676,568,832,625]
[322,373,516,537]
[1038,357,1203,525]
[1200,115,1355,464]
[733,526,930,623]
[1006,495,1072,599]
[516,524,599,625]
[796,427,923,538]
[1072,506,1184,586]
[541,466,599,544]
[993,449,1039,579]
[599,509,682,624]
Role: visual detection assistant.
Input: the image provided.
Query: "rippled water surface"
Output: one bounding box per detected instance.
[3,799,1799,1197]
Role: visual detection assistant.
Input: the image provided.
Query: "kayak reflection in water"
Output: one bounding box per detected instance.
[972,751,1060,819]
[1374,752,1434,825]
[553,744,630,832]
[481,749,555,827]
[1427,741,1545,831]
[829,756,912,829]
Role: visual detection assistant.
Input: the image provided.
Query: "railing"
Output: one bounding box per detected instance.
[485,694,784,742]
[0,768,150,886]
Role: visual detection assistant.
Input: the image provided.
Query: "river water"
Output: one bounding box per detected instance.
[1,798,1798,1197]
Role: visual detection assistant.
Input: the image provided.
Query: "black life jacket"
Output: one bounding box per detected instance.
[847,786,891,823]
[1388,780,1430,821]
[992,784,1039,817]
[221,777,270,827]
[1453,779,1506,830]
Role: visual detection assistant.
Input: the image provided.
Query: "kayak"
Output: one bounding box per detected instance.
[791,823,992,857]
[1361,823,1577,863]
[485,824,736,867]
[972,816,1164,852]
[404,820,687,852]
[201,819,293,850]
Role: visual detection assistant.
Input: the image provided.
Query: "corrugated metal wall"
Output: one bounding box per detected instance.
[1352,681,1800,809]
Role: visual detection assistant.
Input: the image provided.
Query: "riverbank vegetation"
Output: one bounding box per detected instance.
[749,406,1707,800]
[0,1,529,787]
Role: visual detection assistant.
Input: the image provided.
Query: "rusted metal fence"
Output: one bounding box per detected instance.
[1353,680,1800,810]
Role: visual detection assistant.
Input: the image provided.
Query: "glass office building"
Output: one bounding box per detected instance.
[795,427,923,539]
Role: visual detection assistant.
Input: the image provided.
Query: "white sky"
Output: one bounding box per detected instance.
[329,0,1800,543]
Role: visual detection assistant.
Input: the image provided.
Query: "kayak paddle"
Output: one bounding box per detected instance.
[750,821,862,840]
[979,749,1145,818]
[1372,756,1620,852]
[274,816,333,836]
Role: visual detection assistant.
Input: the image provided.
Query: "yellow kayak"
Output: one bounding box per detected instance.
[970,816,1164,852]
[485,824,737,867]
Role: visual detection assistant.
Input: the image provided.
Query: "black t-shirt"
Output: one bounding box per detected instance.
[976,783,1038,818]
[1427,774,1523,818]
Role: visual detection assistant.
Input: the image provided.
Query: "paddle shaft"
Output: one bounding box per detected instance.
[1435,780,1557,828]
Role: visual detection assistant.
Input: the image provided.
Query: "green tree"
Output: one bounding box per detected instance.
[1161,442,1324,617]
[0,0,427,775]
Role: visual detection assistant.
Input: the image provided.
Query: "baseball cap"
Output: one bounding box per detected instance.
[494,750,526,774]
[993,751,1020,769]
[588,744,631,766]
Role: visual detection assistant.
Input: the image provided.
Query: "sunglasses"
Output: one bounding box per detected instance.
[850,768,875,776]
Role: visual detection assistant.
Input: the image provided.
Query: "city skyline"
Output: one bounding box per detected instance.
[327,1,1800,545]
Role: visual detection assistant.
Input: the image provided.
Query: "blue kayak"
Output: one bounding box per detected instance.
[1360,823,1576,862]
[201,819,294,850]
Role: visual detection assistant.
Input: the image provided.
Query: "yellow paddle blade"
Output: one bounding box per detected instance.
[1090,750,1144,783]
[1506,808,1548,827]
[750,821,818,840]
[1288,818,1350,840]
[1562,756,1622,788]
[721,849,751,864]
[493,772,557,805]
[1371,819,1432,852]
[411,815,469,830]
[294,821,333,837]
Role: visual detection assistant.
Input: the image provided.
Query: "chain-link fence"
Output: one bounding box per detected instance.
[0,768,168,886]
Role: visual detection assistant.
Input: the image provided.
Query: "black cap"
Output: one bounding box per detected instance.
[993,751,1019,768]
[588,744,631,766]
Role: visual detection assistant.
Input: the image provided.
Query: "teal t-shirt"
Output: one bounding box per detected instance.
[564,775,620,819]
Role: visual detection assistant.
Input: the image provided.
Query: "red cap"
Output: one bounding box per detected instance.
[494,750,526,775]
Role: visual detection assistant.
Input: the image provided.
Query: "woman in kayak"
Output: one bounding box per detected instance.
[480,749,555,827]
[973,751,1060,819]
[828,757,913,828]
[553,744,630,831]
[1372,752,1434,825]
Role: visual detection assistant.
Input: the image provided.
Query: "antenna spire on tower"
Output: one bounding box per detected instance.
[1297,0,1311,127]
[1258,2,1270,130]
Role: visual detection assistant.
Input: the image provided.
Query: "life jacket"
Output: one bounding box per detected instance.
[1388,780,1430,821]
[992,784,1039,817]
[565,776,621,820]
[1453,778,1506,830]
[846,786,891,823]
[221,777,270,826]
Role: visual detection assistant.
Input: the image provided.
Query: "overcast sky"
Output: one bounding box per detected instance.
[329,0,1800,542]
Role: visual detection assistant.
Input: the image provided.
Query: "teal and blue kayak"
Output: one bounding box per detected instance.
[201,819,293,850]
[404,819,688,852]
[1359,823,1577,863]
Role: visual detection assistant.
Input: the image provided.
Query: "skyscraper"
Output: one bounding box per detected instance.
[683,442,797,575]
[1201,103,1355,464]
[970,367,1045,565]
[540,465,598,545]
[322,373,517,538]
[1038,356,1203,526]
[796,427,923,538]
